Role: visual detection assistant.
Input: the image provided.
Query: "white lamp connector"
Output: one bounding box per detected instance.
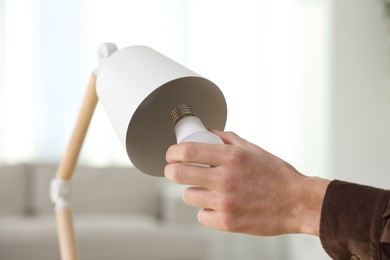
[50,178,72,208]
[94,42,118,76]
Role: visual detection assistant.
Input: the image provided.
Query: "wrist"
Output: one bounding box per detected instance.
[295,176,331,236]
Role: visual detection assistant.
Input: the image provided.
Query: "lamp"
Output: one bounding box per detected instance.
[51,43,227,260]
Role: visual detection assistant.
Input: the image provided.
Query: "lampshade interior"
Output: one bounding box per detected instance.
[126,76,227,177]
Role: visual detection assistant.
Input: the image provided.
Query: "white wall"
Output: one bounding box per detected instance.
[329,0,390,188]
[288,0,390,259]
[0,0,4,158]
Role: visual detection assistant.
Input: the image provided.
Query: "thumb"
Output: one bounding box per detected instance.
[209,129,255,149]
[210,130,292,164]
[210,129,272,156]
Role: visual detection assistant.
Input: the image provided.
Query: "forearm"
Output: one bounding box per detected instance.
[294,176,331,236]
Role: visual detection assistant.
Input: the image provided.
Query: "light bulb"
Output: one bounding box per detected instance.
[171,105,224,144]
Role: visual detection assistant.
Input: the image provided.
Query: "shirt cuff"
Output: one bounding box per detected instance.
[319,180,389,260]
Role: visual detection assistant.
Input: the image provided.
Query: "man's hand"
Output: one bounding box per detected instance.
[164,130,330,236]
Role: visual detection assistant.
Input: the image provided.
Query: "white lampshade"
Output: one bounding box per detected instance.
[96,45,227,177]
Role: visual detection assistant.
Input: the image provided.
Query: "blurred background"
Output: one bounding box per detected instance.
[0,0,390,259]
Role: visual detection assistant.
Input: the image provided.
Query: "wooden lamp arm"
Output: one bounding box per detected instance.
[56,74,98,181]
[51,43,117,260]
[52,74,98,260]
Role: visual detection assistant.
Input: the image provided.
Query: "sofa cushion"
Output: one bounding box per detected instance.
[0,215,208,260]
[31,164,162,216]
[0,165,28,215]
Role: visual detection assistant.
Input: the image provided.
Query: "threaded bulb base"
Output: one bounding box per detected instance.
[171,105,196,125]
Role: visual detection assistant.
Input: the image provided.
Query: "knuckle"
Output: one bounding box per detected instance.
[218,172,238,192]
[218,195,237,212]
[225,131,238,139]
[164,163,173,176]
[182,188,192,205]
[225,146,247,165]
[165,144,175,162]
[180,143,196,160]
[197,209,207,225]
[219,213,239,232]
[165,164,185,184]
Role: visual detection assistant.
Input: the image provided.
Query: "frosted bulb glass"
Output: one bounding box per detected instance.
[171,105,224,144]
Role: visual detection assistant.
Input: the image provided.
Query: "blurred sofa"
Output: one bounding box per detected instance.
[0,163,209,260]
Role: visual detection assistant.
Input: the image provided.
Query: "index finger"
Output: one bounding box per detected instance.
[166,142,226,166]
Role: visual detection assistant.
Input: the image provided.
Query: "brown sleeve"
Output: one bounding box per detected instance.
[319,180,390,260]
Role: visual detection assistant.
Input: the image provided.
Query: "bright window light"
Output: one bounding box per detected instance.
[0,0,330,177]
[2,0,35,163]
